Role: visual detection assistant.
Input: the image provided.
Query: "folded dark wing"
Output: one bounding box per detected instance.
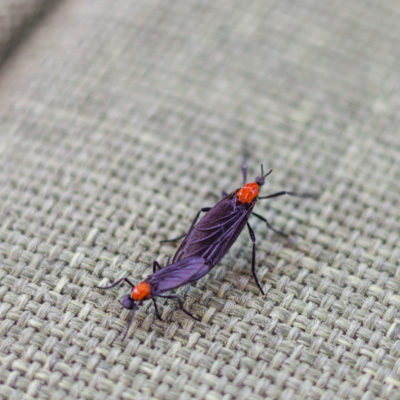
[147,257,210,295]
[173,194,254,267]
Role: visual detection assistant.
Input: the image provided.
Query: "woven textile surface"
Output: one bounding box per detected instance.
[0,0,399,399]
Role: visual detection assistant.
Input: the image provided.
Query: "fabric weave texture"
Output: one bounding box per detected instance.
[0,0,399,399]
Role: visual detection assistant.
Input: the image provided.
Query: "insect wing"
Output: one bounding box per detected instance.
[148,257,209,295]
[173,193,255,266]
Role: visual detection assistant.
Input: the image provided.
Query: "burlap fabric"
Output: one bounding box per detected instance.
[0,1,399,399]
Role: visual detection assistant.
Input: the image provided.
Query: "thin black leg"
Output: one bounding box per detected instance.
[160,232,186,243]
[252,211,288,238]
[160,207,211,243]
[97,277,135,290]
[247,222,265,295]
[153,261,161,273]
[152,298,162,320]
[158,295,200,321]
[259,191,318,200]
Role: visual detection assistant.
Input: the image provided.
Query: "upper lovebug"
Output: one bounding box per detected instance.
[165,161,316,294]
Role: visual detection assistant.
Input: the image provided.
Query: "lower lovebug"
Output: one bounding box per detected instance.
[97,256,210,340]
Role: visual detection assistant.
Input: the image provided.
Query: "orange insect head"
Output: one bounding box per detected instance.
[237,182,259,204]
[131,281,151,300]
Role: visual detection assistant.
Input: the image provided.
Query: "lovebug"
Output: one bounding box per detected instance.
[99,161,315,339]
[97,256,209,340]
[164,162,316,294]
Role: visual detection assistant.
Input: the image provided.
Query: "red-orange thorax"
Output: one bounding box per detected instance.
[131,281,151,300]
[236,182,259,204]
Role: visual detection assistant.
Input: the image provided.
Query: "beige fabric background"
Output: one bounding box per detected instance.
[0,0,53,57]
[0,0,399,399]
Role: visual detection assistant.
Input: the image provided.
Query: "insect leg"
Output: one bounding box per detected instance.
[160,207,211,243]
[152,298,162,320]
[259,191,318,200]
[97,277,135,290]
[153,261,161,272]
[158,295,200,321]
[251,211,288,238]
[160,233,186,243]
[247,222,265,295]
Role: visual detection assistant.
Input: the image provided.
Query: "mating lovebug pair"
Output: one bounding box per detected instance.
[98,161,316,339]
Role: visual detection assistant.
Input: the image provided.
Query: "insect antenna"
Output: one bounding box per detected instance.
[97,277,135,290]
[241,141,250,184]
[120,307,137,341]
[256,165,273,186]
[112,301,140,343]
